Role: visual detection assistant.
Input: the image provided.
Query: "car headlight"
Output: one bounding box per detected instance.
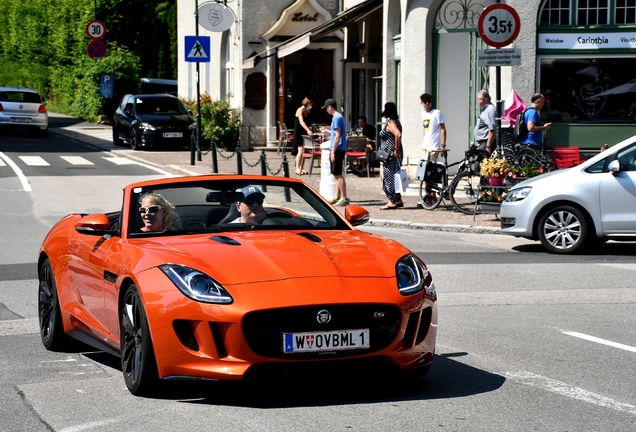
[396,254,436,299]
[504,186,532,203]
[159,264,233,304]
[140,122,156,131]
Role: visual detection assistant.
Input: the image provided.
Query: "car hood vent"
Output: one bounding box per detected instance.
[210,235,241,246]
[297,232,322,243]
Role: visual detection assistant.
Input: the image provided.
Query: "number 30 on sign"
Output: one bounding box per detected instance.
[86,20,106,40]
[477,4,520,48]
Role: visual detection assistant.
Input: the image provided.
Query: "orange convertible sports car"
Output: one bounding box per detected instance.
[38,175,437,395]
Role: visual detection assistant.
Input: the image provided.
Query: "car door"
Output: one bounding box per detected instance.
[66,234,115,335]
[599,143,636,234]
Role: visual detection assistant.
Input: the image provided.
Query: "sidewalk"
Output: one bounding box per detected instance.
[48,113,501,234]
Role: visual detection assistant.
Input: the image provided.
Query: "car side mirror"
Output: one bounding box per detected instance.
[345,205,370,226]
[608,159,621,174]
[75,214,113,236]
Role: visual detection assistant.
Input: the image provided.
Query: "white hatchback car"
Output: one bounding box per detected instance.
[501,135,636,254]
[0,87,48,136]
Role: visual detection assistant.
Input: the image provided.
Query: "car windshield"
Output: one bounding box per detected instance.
[0,91,42,103]
[135,97,187,114]
[127,179,349,237]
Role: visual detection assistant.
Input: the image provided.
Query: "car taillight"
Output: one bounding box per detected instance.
[38,105,47,113]
[0,103,3,111]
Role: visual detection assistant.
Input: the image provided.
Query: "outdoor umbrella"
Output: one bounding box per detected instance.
[597,79,636,96]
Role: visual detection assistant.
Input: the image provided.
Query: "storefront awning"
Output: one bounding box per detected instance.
[242,0,382,69]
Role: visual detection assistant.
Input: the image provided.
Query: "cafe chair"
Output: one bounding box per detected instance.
[346,136,369,177]
[301,135,322,176]
[277,121,294,154]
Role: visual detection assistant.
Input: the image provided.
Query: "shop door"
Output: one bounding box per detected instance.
[345,63,381,132]
[279,49,333,130]
[434,0,489,167]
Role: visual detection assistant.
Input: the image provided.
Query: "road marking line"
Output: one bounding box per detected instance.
[506,371,636,415]
[102,156,137,165]
[562,330,636,354]
[61,156,94,165]
[0,152,31,191]
[0,158,5,166]
[19,155,49,166]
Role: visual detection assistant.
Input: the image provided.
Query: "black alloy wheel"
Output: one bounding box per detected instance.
[120,284,158,395]
[130,129,140,151]
[112,126,123,146]
[38,259,68,350]
[538,205,588,254]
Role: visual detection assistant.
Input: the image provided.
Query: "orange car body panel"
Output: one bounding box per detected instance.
[39,175,437,380]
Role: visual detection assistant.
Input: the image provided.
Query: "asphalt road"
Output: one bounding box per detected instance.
[1,127,635,431]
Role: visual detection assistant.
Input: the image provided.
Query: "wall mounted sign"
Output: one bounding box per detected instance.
[538,32,636,50]
[199,2,236,32]
[244,72,267,110]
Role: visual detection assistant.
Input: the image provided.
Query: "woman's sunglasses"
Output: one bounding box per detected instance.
[139,205,163,214]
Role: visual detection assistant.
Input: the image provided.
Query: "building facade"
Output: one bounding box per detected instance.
[177,0,636,167]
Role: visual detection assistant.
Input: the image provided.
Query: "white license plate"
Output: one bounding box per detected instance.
[283,329,370,353]
[163,132,183,138]
[11,117,31,123]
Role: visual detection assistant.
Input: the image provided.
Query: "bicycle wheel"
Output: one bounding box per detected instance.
[449,170,481,214]
[419,180,442,210]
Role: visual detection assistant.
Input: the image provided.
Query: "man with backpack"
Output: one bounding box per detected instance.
[521,93,552,147]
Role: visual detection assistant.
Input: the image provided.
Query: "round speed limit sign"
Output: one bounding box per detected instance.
[477,4,520,48]
[86,20,107,40]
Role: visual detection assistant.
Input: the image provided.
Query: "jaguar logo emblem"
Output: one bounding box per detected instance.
[19,104,23,109]
[316,309,331,324]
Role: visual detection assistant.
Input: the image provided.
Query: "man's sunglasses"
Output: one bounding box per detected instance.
[243,197,263,205]
[139,205,163,214]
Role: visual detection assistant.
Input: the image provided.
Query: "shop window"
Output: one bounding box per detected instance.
[577,0,609,25]
[616,0,636,24]
[539,0,571,25]
[539,57,636,123]
[540,0,636,24]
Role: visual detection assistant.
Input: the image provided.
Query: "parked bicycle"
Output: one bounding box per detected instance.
[418,146,485,214]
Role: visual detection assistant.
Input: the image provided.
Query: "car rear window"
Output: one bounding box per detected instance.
[0,91,42,103]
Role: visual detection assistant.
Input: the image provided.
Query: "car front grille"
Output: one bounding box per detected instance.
[243,304,401,359]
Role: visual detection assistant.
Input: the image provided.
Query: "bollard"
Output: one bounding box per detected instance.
[282,153,291,201]
[236,144,242,175]
[260,150,267,176]
[319,140,336,199]
[190,133,195,166]
[211,139,218,173]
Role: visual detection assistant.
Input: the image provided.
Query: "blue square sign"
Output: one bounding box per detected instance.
[185,36,211,63]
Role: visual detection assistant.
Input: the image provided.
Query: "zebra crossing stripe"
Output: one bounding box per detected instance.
[102,156,137,165]
[19,156,49,166]
[60,156,94,165]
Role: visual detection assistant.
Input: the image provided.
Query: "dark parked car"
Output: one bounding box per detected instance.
[112,94,195,150]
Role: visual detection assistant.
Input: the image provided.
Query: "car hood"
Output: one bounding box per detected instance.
[135,113,194,125]
[508,167,575,189]
[130,230,409,284]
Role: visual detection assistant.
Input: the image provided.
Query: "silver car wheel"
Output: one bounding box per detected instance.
[538,206,587,254]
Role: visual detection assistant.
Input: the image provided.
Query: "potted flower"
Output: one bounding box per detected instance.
[479,188,508,214]
[505,162,548,185]
[480,157,509,186]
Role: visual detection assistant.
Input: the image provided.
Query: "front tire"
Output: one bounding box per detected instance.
[419,180,442,210]
[449,171,481,214]
[121,284,158,395]
[130,129,140,151]
[38,259,69,350]
[537,205,588,254]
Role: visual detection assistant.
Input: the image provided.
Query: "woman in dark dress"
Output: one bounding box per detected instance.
[292,97,314,175]
[378,102,404,210]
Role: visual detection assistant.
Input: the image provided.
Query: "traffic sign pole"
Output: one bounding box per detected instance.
[478,2,521,154]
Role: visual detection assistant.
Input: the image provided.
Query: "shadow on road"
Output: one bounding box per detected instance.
[86,351,505,406]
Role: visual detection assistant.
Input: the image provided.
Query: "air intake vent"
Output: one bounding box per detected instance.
[173,320,199,351]
[210,235,241,245]
[297,232,322,242]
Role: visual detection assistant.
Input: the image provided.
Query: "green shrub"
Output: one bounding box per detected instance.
[183,93,241,150]
[0,56,50,95]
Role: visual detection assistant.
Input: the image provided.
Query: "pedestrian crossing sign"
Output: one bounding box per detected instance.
[184,36,211,63]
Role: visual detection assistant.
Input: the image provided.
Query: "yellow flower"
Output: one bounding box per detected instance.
[480,157,509,177]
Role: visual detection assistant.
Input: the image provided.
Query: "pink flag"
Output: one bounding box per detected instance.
[501,90,526,128]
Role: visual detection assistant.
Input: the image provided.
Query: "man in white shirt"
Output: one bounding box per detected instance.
[420,93,447,162]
